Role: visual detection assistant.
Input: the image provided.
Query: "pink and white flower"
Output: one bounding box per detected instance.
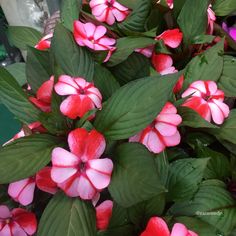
[35,33,53,51]
[90,0,130,25]
[8,177,36,206]
[166,0,173,9]
[73,21,116,62]
[51,128,113,200]
[54,75,102,119]
[140,217,198,236]
[182,80,230,125]
[36,167,58,195]
[207,5,216,35]
[130,102,182,154]
[29,76,54,113]
[96,200,113,230]
[0,205,37,236]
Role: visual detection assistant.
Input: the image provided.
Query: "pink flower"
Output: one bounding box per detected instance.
[29,76,54,112]
[36,167,58,195]
[51,128,113,200]
[90,0,130,25]
[96,200,113,230]
[166,0,173,9]
[152,54,177,75]
[8,177,36,206]
[207,5,216,35]
[140,217,198,236]
[73,21,116,62]
[130,102,182,154]
[182,81,230,125]
[54,75,102,119]
[173,75,184,94]
[0,205,37,236]
[35,33,53,50]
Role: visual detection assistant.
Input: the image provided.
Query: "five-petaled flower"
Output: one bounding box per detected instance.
[54,75,102,119]
[182,80,230,125]
[73,21,116,62]
[90,0,130,25]
[35,33,53,50]
[140,217,198,236]
[130,102,182,154]
[96,200,113,230]
[29,76,54,112]
[51,128,113,200]
[0,205,37,236]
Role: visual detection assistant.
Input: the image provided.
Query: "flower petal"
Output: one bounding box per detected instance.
[78,175,97,200]
[170,223,188,236]
[96,200,113,230]
[0,206,11,219]
[156,29,183,48]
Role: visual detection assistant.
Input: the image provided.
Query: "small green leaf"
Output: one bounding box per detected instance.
[111,53,150,85]
[26,47,52,92]
[94,73,180,140]
[93,64,120,100]
[6,63,27,86]
[61,0,82,31]
[191,35,215,45]
[177,0,209,43]
[167,158,209,202]
[213,0,236,16]
[0,67,40,123]
[38,192,96,236]
[8,26,42,50]
[51,24,94,81]
[109,143,166,207]
[0,134,63,184]
[108,37,155,66]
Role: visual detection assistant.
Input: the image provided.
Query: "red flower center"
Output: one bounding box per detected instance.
[79,162,87,173]
[106,0,114,7]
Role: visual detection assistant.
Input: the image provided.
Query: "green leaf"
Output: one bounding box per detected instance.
[61,0,82,31]
[177,0,209,43]
[6,63,27,86]
[167,158,209,202]
[7,26,42,50]
[169,180,236,235]
[0,67,40,123]
[111,53,150,85]
[213,0,236,16]
[118,0,152,32]
[190,35,215,44]
[195,142,231,180]
[183,40,224,90]
[178,107,218,129]
[109,143,166,207]
[0,134,63,184]
[108,37,155,66]
[173,0,187,18]
[51,24,94,81]
[93,64,120,101]
[210,109,236,144]
[38,192,96,236]
[26,47,52,92]
[155,151,169,186]
[94,73,180,140]
[218,56,236,97]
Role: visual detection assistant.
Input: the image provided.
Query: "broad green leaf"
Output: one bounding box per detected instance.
[118,0,152,32]
[93,64,120,101]
[155,151,169,186]
[196,142,231,180]
[6,63,27,86]
[38,192,96,236]
[173,0,186,18]
[0,134,63,184]
[177,0,209,43]
[175,217,221,236]
[210,109,236,144]
[190,35,215,44]
[111,53,150,85]
[218,56,236,97]
[169,180,236,235]
[167,158,209,202]
[94,73,180,140]
[61,0,82,31]
[108,37,155,66]
[109,143,166,207]
[213,0,236,16]
[26,47,52,92]
[178,107,218,129]
[51,24,94,81]
[0,67,40,123]
[7,26,42,50]
[183,40,224,90]
[117,0,138,9]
